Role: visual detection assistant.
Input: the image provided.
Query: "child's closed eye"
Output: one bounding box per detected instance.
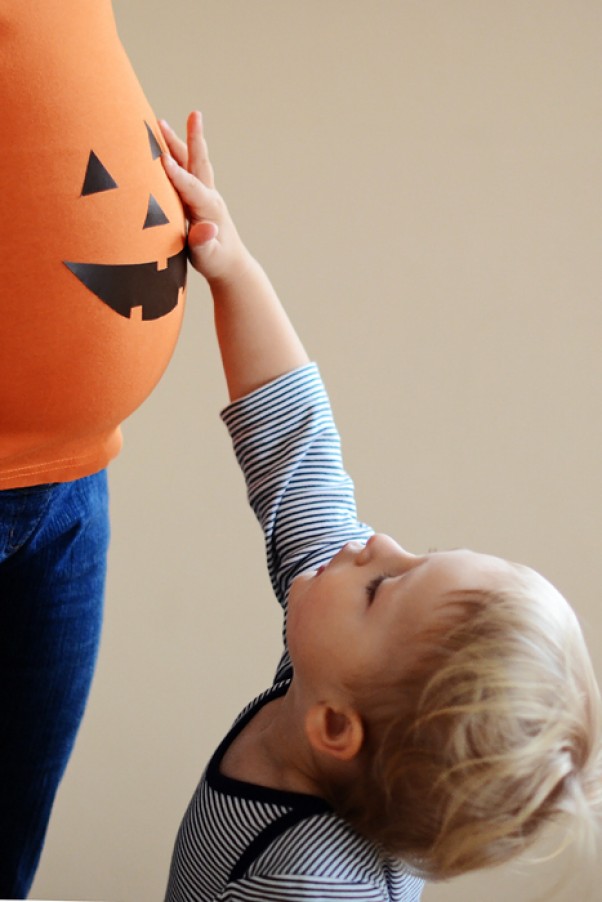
[366,574,389,605]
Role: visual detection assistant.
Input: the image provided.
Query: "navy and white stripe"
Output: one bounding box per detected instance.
[164,364,424,901]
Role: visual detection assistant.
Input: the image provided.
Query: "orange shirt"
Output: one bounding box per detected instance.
[0,1,187,488]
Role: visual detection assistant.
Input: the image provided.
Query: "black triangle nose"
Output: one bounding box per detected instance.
[81,151,118,196]
[143,194,170,229]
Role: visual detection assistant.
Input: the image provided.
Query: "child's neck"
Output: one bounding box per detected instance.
[220,684,325,797]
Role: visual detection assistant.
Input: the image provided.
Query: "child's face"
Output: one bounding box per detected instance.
[287,534,527,696]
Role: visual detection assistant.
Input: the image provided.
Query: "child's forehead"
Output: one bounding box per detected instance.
[419,549,571,624]
[423,548,517,587]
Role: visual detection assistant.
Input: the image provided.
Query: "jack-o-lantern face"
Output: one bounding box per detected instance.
[65,121,187,321]
[1,0,190,477]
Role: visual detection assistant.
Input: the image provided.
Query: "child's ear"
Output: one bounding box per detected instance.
[304,702,364,762]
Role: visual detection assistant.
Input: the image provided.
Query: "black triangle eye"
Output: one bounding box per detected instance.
[81,151,118,196]
[143,194,170,229]
[145,121,163,160]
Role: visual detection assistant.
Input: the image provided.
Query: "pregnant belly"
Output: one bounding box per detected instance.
[0,0,188,485]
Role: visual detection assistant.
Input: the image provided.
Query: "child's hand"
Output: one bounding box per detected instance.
[160,113,247,284]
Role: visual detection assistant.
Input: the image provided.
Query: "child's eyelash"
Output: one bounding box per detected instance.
[366,574,388,604]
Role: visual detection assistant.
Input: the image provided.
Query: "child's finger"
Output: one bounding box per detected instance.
[161,153,211,219]
[187,111,215,189]
[158,119,188,169]
[188,220,219,247]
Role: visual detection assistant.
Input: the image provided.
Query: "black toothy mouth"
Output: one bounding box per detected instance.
[64,246,187,321]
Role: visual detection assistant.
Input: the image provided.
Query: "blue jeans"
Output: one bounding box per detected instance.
[0,470,109,898]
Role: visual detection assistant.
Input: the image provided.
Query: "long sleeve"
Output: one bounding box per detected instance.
[221,363,373,612]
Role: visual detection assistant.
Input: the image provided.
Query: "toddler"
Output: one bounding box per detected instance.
[159,113,601,901]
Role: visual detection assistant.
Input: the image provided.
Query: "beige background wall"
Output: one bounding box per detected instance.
[32,2,601,900]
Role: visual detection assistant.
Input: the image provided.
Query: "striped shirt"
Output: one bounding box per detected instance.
[164,364,424,901]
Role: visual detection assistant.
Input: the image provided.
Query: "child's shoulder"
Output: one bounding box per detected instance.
[247,812,424,900]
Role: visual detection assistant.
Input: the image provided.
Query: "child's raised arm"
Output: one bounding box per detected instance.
[160,113,309,401]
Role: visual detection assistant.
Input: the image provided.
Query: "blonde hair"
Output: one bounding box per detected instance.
[324,568,602,879]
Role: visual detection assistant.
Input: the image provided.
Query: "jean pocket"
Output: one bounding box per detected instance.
[0,484,57,558]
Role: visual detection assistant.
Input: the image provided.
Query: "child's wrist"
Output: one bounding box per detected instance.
[207,245,257,294]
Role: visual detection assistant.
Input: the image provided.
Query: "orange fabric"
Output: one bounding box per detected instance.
[0,1,187,488]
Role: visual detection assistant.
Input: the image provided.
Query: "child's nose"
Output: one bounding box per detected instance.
[357,533,416,565]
